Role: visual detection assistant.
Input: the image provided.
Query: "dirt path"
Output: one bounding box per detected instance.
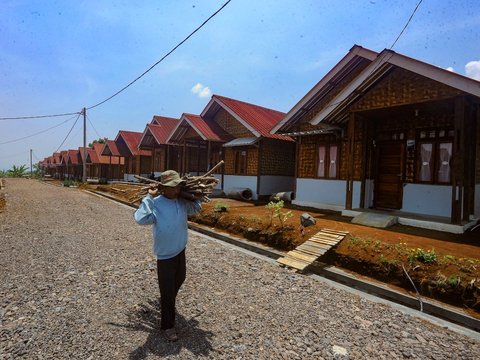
[1,179,479,359]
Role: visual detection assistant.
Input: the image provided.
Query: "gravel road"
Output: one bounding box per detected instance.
[1,178,479,359]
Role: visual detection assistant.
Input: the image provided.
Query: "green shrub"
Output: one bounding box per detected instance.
[409,248,437,264]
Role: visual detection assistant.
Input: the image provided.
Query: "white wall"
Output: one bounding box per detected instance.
[402,184,451,217]
[258,176,295,196]
[223,175,258,200]
[294,179,360,211]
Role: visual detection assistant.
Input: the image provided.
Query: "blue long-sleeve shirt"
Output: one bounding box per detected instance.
[134,194,202,260]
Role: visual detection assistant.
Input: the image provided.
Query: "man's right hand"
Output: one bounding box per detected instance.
[148,184,160,196]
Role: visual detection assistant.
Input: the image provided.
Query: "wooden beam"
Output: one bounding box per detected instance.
[345,113,355,210]
[451,96,465,224]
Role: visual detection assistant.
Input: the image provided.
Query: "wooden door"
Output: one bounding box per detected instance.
[374,142,404,209]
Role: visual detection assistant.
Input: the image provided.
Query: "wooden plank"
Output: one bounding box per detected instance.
[277,256,309,270]
[295,247,325,257]
[287,251,318,263]
[310,234,343,242]
[297,243,328,254]
[321,228,349,236]
[301,241,332,251]
[309,238,340,246]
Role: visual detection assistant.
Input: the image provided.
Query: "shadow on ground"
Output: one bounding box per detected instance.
[108,299,214,359]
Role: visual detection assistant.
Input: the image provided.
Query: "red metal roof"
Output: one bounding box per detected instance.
[53,152,61,165]
[140,117,179,147]
[115,130,151,157]
[67,149,81,165]
[102,140,121,157]
[182,113,232,142]
[206,95,292,141]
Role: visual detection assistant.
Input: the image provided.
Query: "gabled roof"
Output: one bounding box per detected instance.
[138,117,179,148]
[167,113,233,143]
[201,95,291,141]
[114,130,151,157]
[271,45,378,133]
[67,149,80,165]
[52,152,61,165]
[101,140,121,157]
[310,47,480,125]
[59,151,68,165]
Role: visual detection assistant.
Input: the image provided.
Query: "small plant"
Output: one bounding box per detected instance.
[214,202,229,212]
[409,248,437,264]
[447,275,460,287]
[265,198,293,229]
[379,254,398,270]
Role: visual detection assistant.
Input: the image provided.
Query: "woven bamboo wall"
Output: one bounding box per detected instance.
[476,107,480,183]
[352,68,463,111]
[247,148,258,175]
[213,108,254,137]
[292,60,370,130]
[154,148,165,171]
[260,139,295,175]
[297,136,317,178]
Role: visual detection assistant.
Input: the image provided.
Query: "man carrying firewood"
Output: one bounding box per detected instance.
[134,170,201,342]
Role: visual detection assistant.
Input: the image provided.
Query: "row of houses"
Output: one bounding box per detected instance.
[41,44,480,231]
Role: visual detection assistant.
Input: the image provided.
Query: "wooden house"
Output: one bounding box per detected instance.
[67,149,82,180]
[137,116,180,177]
[166,112,232,187]
[271,45,480,232]
[105,131,151,181]
[101,140,125,181]
[168,95,295,199]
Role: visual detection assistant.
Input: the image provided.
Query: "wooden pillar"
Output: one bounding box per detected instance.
[451,96,466,224]
[197,140,201,176]
[256,139,263,197]
[207,141,211,171]
[294,136,300,197]
[462,99,476,221]
[345,113,356,210]
[182,140,186,175]
[166,145,170,170]
[359,117,368,209]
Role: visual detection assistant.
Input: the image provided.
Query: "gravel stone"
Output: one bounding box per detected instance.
[1,179,479,359]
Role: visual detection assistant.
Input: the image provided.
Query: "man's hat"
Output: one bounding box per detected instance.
[159,170,185,187]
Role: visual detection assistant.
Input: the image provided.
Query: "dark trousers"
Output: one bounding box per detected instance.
[156,250,186,330]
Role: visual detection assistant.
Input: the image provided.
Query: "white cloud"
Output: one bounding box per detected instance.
[191,83,212,98]
[465,60,480,80]
[445,66,455,72]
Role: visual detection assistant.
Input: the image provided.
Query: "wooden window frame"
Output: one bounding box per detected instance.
[316,142,339,179]
[415,128,453,185]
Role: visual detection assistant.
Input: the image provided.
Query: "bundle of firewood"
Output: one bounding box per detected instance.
[133,160,223,203]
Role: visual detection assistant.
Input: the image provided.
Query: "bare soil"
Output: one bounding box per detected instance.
[83,183,480,317]
[191,199,480,317]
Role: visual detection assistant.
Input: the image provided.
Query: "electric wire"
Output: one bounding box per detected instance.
[0,0,232,120]
[86,114,102,141]
[0,111,81,121]
[295,0,424,124]
[87,0,232,110]
[0,114,80,145]
[54,113,82,153]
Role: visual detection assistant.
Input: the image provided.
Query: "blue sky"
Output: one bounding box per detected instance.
[1,0,479,171]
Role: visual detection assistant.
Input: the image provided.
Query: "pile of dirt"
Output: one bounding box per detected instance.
[191,199,480,316]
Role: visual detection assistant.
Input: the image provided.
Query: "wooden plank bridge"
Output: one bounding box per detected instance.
[277,228,349,271]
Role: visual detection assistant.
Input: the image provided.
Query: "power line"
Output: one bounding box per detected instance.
[0,114,79,145]
[86,113,102,140]
[54,113,82,153]
[0,1,232,120]
[390,0,424,50]
[87,0,232,110]
[0,111,81,121]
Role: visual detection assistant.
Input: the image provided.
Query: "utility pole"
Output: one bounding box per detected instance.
[30,149,32,178]
[82,107,87,183]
